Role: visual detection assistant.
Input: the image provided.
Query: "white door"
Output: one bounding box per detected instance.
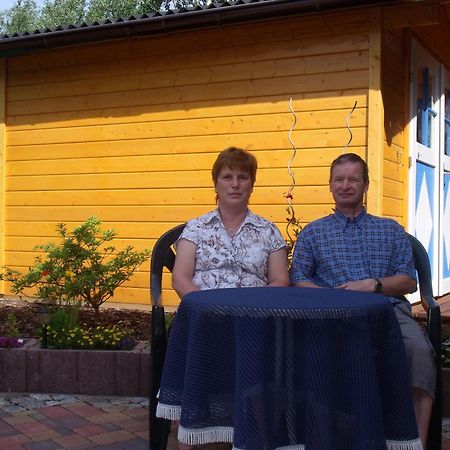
[409,41,450,296]
[440,67,450,294]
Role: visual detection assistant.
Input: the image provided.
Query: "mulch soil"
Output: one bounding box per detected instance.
[0,299,152,341]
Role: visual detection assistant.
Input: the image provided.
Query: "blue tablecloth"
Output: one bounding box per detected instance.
[156,287,421,450]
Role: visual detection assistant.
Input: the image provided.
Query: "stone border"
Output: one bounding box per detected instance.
[0,339,150,396]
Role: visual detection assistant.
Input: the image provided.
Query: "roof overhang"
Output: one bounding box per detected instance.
[0,0,420,57]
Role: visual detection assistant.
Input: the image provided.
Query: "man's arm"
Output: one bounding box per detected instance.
[289,226,320,287]
[293,281,322,288]
[338,275,417,295]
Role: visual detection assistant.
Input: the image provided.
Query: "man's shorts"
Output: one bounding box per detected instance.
[394,301,436,399]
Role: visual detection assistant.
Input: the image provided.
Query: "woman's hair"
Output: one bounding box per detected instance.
[330,152,369,183]
[211,147,257,185]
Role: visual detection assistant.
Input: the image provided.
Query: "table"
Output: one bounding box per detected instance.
[156,287,421,450]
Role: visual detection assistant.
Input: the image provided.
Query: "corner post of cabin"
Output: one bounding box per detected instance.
[0,58,5,292]
[367,7,383,216]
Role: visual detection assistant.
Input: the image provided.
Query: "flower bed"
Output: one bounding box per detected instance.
[0,339,150,396]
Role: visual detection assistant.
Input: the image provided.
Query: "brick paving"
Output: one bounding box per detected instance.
[0,394,148,449]
[0,394,448,449]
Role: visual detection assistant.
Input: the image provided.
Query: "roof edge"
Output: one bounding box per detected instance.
[0,0,398,57]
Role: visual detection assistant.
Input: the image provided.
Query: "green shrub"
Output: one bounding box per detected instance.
[1,217,151,318]
[4,312,20,337]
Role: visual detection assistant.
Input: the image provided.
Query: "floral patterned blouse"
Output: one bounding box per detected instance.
[178,209,286,290]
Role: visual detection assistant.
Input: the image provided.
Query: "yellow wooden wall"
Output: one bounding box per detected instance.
[2,9,374,306]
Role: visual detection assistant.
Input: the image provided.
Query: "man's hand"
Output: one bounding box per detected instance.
[337,279,376,292]
[338,275,417,296]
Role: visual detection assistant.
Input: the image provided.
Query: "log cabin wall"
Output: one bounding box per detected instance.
[3,9,374,306]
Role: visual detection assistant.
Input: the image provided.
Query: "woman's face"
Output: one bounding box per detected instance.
[215,166,253,209]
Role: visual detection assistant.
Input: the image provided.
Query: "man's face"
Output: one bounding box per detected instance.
[329,161,368,211]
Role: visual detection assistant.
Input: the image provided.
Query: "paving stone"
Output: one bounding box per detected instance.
[66,404,103,418]
[3,414,36,425]
[88,411,129,424]
[0,410,11,419]
[2,404,26,413]
[29,394,53,402]
[53,433,97,449]
[72,423,107,437]
[24,440,62,449]
[13,397,47,410]
[88,429,135,445]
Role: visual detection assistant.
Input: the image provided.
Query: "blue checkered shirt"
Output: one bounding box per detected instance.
[290,209,417,291]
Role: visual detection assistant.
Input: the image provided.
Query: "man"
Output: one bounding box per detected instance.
[290,153,436,448]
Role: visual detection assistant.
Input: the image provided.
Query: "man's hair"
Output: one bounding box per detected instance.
[212,147,257,185]
[330,153,369,183]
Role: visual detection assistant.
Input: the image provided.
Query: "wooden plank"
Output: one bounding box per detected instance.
[6,165,341,191]
[5,204,334,223]
[7,50,369,102]
[7,69,369,117]
[6,128,368,161]
[7,147,366,173]
[5,125,368,163]
[383,158,404,182]
[382,196,403,219]
[8,25,369,77]
[3,220,180,239]
[382,2,440,29]
[383,179,403,200]
[6,94,368,133]
[413,9,450,68]
[6,108,367,148]
[4,236,152,254]
[384,143,406,167]
[5,186,332,207]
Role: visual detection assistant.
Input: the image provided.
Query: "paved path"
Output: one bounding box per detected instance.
[1,393,449,449]
[0,393,148,449]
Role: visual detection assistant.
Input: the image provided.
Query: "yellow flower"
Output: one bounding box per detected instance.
[65,270,75,279]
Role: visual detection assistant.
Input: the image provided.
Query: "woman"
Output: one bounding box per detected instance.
[172,147,288,449]
[172,146,289,298]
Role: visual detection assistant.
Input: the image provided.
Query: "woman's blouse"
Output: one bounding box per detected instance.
[178,209,286,290]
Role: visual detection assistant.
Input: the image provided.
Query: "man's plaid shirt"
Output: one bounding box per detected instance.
[290,209,417,291]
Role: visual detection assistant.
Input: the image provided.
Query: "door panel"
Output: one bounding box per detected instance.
[415,162,436,276]
[409,42,440,296]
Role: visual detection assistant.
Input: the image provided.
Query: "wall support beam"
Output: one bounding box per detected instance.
[367,8,384,216]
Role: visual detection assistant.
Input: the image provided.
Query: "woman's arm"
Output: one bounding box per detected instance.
[267,248,290,287]
[172,239,201,298]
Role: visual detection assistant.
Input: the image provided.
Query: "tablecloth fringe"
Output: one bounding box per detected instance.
[386,438,423,450]
[155,403,181,420]
[233,445,306,450]
[178,425,233,445]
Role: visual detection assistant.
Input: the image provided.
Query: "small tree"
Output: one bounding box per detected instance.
[0,217,151,319]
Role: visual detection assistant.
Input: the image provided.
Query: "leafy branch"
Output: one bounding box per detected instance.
[0,217,151,319]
